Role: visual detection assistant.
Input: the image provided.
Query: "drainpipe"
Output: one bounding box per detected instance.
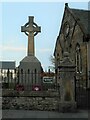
[87,41,90,88]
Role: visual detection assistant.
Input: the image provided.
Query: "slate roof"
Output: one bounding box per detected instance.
[0,61,15,69]
[70,8,90,35]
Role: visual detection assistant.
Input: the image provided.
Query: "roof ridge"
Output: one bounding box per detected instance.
[70,8,90,12]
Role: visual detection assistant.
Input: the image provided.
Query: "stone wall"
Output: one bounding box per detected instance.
[2,97,59,111]
[2,90,59,111]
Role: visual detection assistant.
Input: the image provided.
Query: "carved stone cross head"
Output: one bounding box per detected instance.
[21,16,41,36]
[21,16,41,56]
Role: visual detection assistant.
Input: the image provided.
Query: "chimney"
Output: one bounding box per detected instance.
[65,3,68,7]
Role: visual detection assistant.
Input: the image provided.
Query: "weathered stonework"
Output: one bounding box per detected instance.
[59,102,77,112]
[58,52,77,112]
[54,3,90,89]
[54,3,90,109]
[2,96,59,111]
[19,55,42,89]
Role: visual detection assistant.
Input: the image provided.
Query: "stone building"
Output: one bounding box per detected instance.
[54,3,90,88]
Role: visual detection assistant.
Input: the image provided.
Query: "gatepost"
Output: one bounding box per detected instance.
[58,52,77,112]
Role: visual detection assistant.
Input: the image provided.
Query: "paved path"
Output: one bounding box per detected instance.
[2,110,88,119]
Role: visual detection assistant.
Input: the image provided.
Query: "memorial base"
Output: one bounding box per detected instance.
[59,101,77,112]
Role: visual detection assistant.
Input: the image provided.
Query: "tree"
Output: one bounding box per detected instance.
[49,55,55,73]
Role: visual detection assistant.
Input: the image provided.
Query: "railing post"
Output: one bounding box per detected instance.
[35,69,36,84]
[25,71,26,86]
[11,71,13,89]
[14,69,16,89]
[17,69,19,84]
[28,69,30,90]
[7,69,9,88]
[74,76,76,102]
[21,69,23,84]
[31,71,33,85]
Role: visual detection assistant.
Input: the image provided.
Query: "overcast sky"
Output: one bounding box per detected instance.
[0,1,89,71]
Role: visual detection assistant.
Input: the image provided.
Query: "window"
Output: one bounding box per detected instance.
[75,43,82,73]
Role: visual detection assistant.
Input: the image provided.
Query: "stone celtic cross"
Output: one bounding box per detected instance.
[21,16,41,56]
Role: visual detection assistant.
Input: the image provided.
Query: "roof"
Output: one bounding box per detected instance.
[0,61,15,69]
[70,8,90,35]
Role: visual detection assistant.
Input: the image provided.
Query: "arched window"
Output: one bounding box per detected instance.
[75,43,82,73]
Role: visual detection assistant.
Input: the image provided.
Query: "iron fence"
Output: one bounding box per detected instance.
[0,69,59,91]
[74,75,88,109]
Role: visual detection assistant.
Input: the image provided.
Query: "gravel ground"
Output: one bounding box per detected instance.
[2,109,88,119]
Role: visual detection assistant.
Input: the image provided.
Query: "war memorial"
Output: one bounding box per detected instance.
[19,16,42,90]
[1,3,89,119]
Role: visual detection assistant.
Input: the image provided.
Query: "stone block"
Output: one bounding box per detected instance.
[58,101,77,113]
